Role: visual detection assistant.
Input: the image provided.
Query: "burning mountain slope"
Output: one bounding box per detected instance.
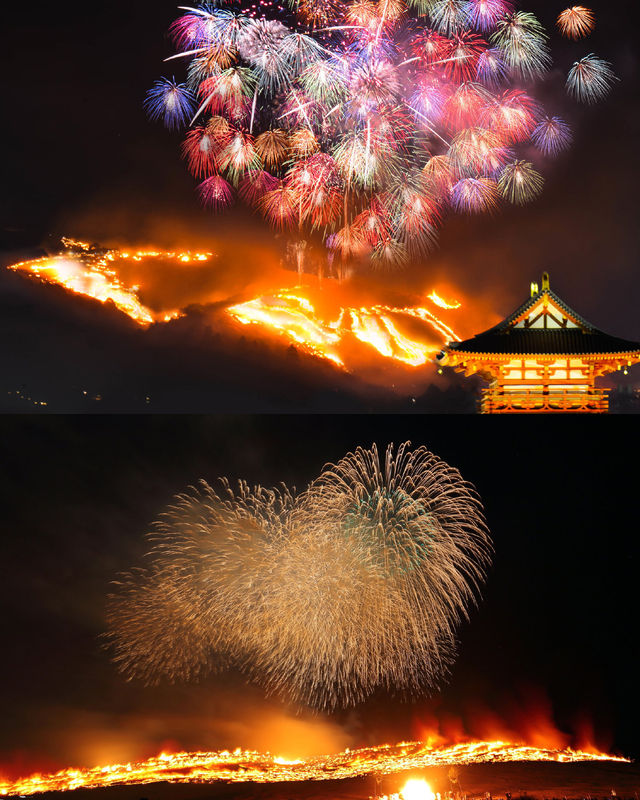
[1,740,629,797]
[7,239,494,377]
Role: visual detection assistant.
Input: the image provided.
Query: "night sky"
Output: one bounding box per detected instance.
[1,0,639,411]
[1,417,639,778]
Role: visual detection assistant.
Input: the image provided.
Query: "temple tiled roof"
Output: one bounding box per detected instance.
[445,276,640,357]
[447,328,640,356]
[490,287,595,332]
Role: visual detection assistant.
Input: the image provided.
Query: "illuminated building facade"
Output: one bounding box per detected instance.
[438,274,640,413]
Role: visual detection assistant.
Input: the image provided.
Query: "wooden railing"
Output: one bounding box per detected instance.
[481,388,609,413]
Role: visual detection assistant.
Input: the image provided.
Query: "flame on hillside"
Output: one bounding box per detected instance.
[7,238,207,325]
[228,291,461,368]
[7,238,477,373]
[0,739,629,797]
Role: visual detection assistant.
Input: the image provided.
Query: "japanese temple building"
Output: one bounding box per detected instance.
[437,273,640,413]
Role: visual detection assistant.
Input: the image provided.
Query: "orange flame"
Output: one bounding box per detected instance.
[8,239,471,374]
[227,291,462,369]
[7,238,209,326]
[427,292,462,310]
[0,740,629,797]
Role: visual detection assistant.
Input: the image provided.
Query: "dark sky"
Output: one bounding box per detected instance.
[1,416,639,777]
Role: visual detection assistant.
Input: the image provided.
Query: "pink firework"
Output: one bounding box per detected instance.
[442,82,489,129]
[198,175,235,209]
[145,0,616,269]
[182,127,219,177]
[440,32,488,83]
[466,0,514,31]
[411,29,448,67]
[482,90,539,143]
[238,169,279,205]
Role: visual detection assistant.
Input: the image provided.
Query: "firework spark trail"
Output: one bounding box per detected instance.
[146,0,616,270]
[284,442,492,707]
[497,159,543,205]
[566,55,617,104]
[530,116,572,156]
[0,740,630,797]
[105,443,491,709]
[107,479,297,686]
[556,6,595,39]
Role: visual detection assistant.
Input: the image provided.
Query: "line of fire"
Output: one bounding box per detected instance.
[437,273,640,413]
[0,740,632,797]
[6,241,640,412]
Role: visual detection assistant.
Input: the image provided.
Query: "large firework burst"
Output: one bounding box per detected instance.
[106,479,296,684]
[105,443,491,709]
[145,0,615,269]
[566,54,617,104]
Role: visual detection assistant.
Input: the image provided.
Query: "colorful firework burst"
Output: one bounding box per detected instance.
[147,0,615,268]
[498,159,544,204]
[556,6,595,39]
[566,54,617,104]
[530,116,572,156]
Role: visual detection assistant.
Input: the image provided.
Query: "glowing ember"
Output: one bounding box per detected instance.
[8,238,467,371]
[399,778,436,800]
[228,291,344,366]
[8,238,209,326]
[0,740,629,797]
[228,291,462,368]
[427,292,462,311]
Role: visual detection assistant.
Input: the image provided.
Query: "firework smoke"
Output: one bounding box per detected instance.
[105,443,491,709]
